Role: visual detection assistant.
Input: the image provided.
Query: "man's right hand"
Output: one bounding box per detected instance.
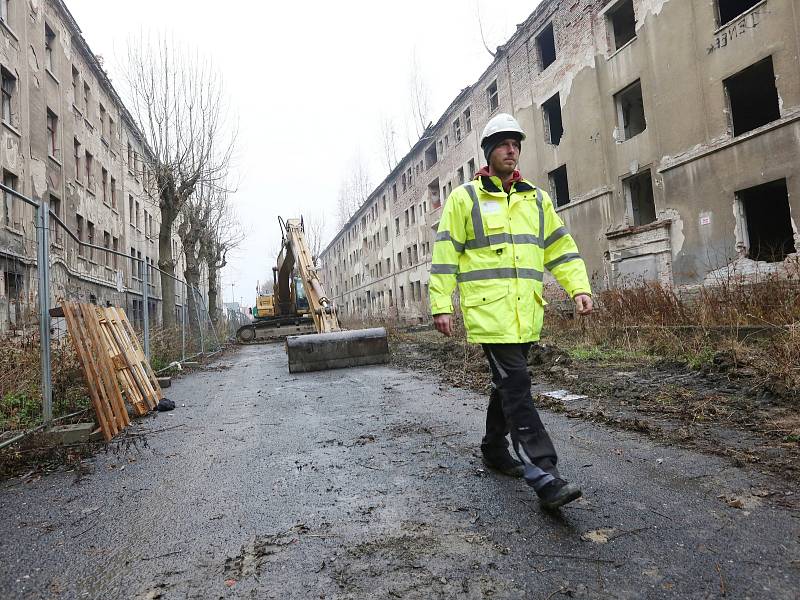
[433,313,453,337]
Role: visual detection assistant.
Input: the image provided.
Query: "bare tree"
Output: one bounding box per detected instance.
[336,153,372,228]
[302,211,327,266]
[200,199,244,324]
[408,51,430,139]
[378,115,399,172]
[122,35,236,327]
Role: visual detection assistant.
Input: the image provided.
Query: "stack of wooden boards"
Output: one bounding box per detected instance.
[61,301,163,440]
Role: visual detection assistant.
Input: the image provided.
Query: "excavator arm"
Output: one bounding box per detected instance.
[278,216,389,373]
[279,217,340,334]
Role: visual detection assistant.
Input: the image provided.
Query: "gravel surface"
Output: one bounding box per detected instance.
[1,343,798,599]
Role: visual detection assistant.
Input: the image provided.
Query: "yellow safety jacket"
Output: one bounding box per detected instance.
[429,175,591,344]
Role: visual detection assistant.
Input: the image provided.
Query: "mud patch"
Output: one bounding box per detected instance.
[223,532,296,581]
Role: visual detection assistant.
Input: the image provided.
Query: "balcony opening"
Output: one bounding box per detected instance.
[615,80,646,140]
[542,93,563,145]
[548,165,570,207]
[738,179,795,262]
[724,56,781,137]
[624,169,656,226]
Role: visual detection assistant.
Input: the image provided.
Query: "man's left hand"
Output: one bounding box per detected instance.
[574,294,593,316]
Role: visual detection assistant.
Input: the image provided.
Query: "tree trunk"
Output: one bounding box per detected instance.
[207,262,220,325]
[158,206,177,328]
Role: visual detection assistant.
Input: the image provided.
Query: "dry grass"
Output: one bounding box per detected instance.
[544,259,800,397]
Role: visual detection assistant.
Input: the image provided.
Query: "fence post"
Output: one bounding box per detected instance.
[35,200,53,423]
[181,279,186,361]
[141,259,150,361]
[193,286,205,354]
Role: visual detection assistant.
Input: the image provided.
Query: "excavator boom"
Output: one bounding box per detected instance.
[279,218,389,373]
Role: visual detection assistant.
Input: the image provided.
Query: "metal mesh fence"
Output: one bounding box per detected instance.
[0,185,226,442]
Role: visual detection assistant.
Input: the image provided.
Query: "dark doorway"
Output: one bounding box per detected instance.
[739,179,795,262]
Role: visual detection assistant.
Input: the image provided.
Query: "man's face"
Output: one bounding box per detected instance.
[489,138,521,175]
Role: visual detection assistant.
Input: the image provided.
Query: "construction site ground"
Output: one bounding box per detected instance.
[1,342,798,599]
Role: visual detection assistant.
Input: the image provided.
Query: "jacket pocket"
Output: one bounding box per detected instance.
[461,283,510,339]
[483,212,509,252]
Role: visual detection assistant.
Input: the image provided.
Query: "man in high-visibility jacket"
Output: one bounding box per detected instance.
[429,113,593,510]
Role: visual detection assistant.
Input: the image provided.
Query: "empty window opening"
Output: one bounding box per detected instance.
[548,165,570,207]
[739,179,795,262]
[615,80,646,140]
[724,57,780,137]
[44,24,55,72]
[487,80,499,113]
[609,0,636,50]
[624,169,656,226]
[1,67,15,124]
[467,159,476,179]
[717,0,761,26]
[457,167,465,185]
[428,178,441,209]
[536,23,557,70]
[542,93,563,145]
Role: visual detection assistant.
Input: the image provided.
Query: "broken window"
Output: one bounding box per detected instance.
[2,169,19,228]
[46,109,58,157]
[73,138,81,180]
[624,169,656,226]
[467,159,476,179]
[428,178,441,209]
[425,144,438,169]
[542,93,563,145]
[49,194,61,244]
[1,66,15,124]
[548,165,570,207]
[457,167,465,185]
[536,23,557,70]
[453,117,462,142]
[724,57,781,137]
[44,23,55,72]
[716,0,761,26]
[607,0,636,51]
[738,179,795,262]
[615,80,647,140]
[463,107,472,133]
[85,151,94,190]
[3,270,23,328]
[395,217,400,236]
[487,80,499,113]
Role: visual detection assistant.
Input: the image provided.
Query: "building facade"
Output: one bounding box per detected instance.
[0,0,204,332]
[320,0,800,322]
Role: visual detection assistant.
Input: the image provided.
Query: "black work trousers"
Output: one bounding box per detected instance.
[481,343,559,491]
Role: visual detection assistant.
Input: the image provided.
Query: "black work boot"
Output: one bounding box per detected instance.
[481,450,525,478]
[537,478,582,510]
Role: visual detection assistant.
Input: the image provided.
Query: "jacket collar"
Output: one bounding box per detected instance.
[476,175,536,196]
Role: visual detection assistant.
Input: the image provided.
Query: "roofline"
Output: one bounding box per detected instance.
[320,0,561,258]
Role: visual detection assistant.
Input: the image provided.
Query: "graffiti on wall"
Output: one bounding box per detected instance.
[707,6,764,54]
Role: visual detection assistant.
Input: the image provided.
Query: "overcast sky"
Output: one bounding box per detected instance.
[68,0,541,306]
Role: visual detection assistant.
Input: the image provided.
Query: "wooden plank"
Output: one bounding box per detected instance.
[61,301,115,441]
[100,309,150,416]
[113,308,163,406]
[80,303,130,431]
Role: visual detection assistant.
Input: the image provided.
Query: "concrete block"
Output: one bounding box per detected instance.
[157,377,172,388]
[42,422,96,445]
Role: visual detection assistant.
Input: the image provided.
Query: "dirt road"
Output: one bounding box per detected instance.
[1,344,798,599]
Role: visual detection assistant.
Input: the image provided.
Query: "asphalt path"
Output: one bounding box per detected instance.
[1,343,798,599]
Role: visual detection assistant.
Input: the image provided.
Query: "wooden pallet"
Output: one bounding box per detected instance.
[61,301,163,440]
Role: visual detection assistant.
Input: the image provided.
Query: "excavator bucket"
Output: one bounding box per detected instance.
[285,327,389,373]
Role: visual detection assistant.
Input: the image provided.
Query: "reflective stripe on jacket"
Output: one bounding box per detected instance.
[429,175,591,344]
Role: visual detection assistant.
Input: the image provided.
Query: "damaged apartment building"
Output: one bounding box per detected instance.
[320,0,800,322]
[0,0,203,333]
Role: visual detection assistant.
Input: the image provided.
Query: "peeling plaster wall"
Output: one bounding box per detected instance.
[0,0,193,331]
[323,0,800,322]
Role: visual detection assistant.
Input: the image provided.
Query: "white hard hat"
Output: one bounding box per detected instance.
[480,113,527,145]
